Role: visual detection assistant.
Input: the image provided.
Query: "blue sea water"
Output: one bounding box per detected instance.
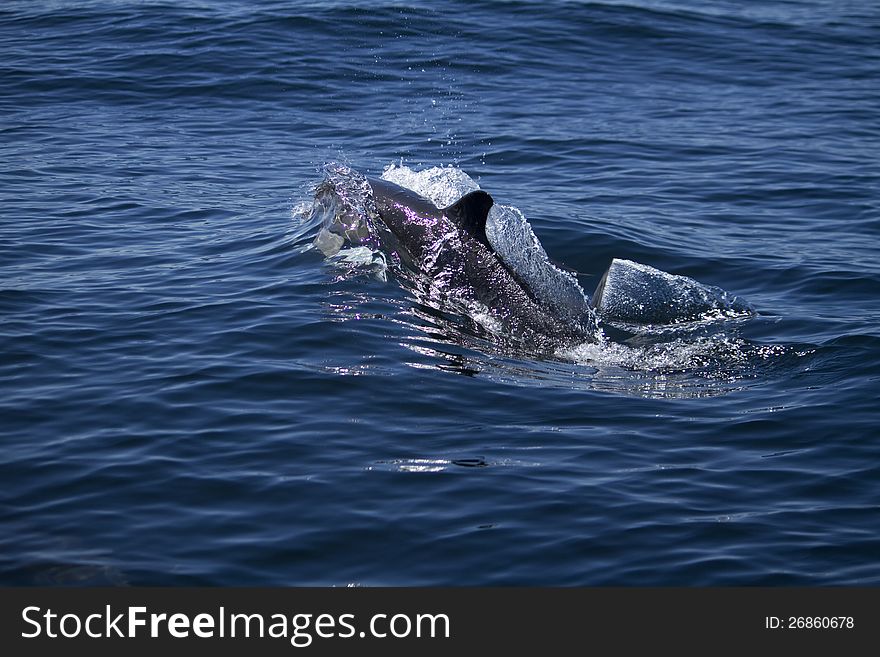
[1,0,879,585]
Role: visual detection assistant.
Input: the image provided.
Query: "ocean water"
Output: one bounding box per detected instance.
[1,0,878,585]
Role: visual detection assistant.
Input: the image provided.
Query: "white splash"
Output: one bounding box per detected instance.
[381,163,480,206]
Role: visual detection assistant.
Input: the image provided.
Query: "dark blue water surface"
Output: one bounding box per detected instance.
[2,0,879,585]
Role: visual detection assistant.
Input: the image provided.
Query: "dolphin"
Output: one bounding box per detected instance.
[312,165,751,349]
[362,176,598,347]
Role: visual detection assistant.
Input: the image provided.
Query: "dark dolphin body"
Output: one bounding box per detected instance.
[364,176,596,347]
[313,166,751,349]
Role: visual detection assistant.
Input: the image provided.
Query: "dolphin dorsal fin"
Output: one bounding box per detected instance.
[444,190,494,249]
